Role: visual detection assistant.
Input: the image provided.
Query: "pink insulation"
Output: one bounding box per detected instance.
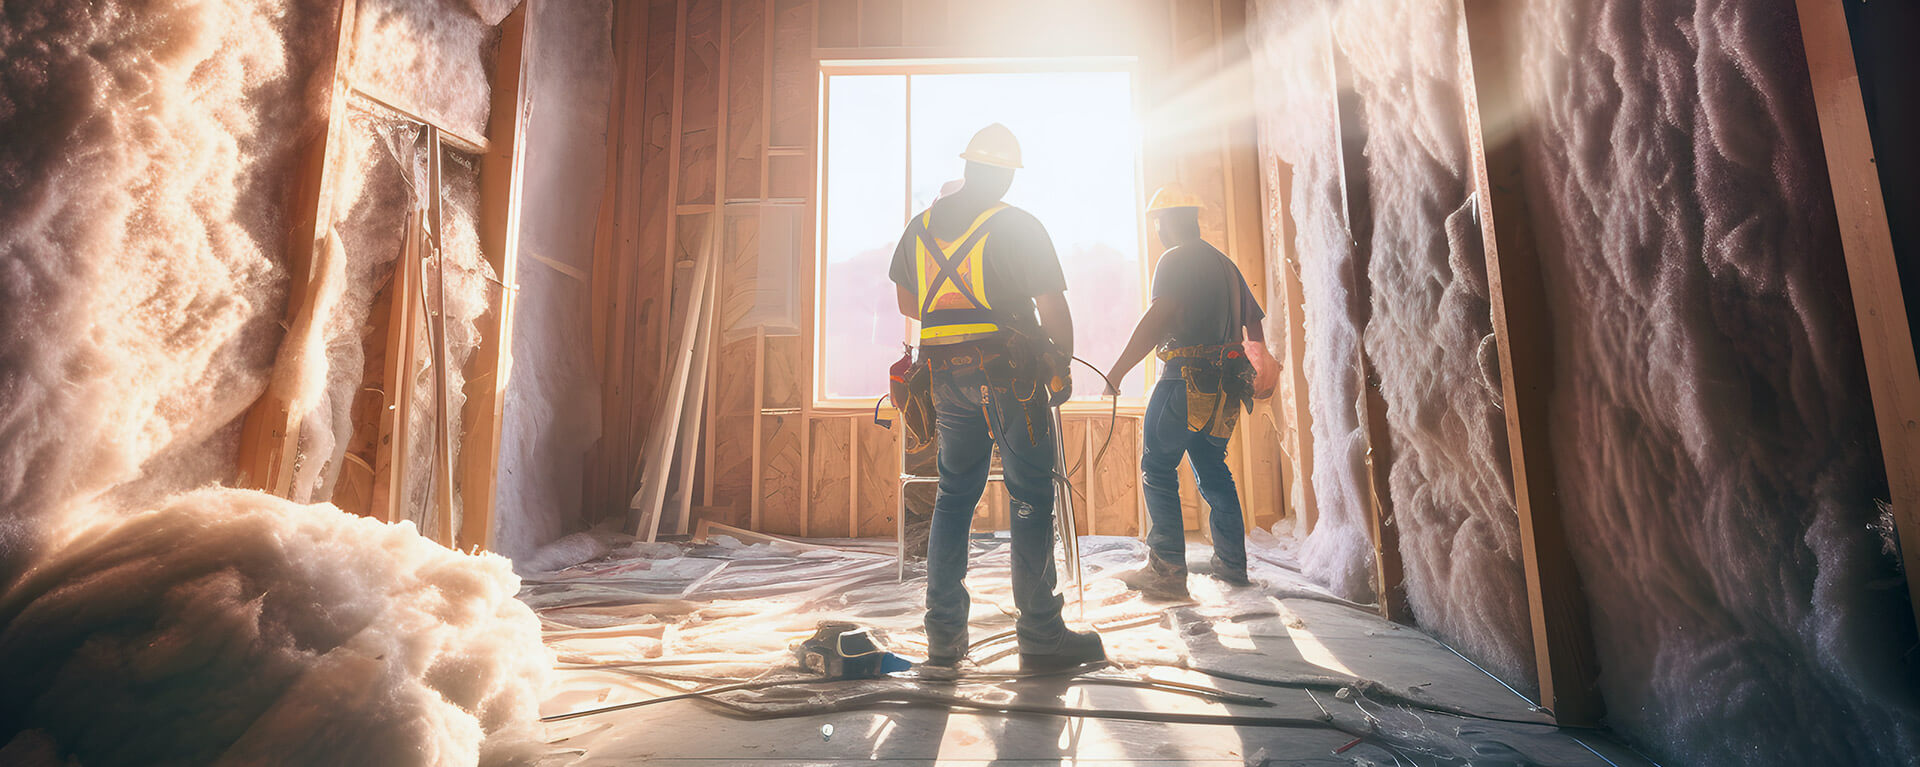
[0,1,552,763]
[1518,0,1919,762]
[1250,0,1920,762]
[1246,0,1379,606]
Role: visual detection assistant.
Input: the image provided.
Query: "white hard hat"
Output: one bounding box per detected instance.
[958,123,1023,169]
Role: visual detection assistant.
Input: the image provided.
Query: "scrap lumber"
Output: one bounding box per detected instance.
[631,239,717,540]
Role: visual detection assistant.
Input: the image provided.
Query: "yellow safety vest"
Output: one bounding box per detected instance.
[912,203,1007,345]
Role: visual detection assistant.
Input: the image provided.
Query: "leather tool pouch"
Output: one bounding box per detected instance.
[892,351,936,453]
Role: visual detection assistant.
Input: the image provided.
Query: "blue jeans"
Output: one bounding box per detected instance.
[1141,378,1247,572]
[923,358,1065,661]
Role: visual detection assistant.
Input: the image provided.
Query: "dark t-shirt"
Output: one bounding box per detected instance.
[1151,241,1264,379]
[888,197,1065,337]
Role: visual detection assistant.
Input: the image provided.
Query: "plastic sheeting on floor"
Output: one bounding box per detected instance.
[527,532,1653,766]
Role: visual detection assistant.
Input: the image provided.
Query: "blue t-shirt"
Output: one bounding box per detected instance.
[1151,241,1264,379]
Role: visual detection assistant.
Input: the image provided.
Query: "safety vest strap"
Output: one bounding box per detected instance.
[914,205,1006,341]
[914,225,992,317]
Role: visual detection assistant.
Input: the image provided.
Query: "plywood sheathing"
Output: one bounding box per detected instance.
[596,0,1283,540]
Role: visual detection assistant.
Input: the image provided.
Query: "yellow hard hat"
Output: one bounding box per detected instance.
[958,123,1023,169]
[1147,184,1203,215]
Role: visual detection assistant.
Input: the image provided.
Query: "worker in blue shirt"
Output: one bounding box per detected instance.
[1104,184,1267,599]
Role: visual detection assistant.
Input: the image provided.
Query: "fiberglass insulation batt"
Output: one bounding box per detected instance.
[1251,0,1919,763]
[1,1,551,763]
[1517,0,1919,763]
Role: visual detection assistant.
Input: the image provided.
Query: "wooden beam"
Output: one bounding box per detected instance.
[426,127,456,549]
[1460,0,1604,725]
[455,1,533,552]
[1792,0,1920,636]
[371,209,423,524]
[234,0,361,496]
[751,327,767,528]
[346,84,489,155]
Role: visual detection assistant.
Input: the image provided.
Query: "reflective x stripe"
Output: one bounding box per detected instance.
[916,221,994,317]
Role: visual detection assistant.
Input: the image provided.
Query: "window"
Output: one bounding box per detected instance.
[817,64,1149,406]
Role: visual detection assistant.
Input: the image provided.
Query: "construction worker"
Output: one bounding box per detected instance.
[889,123,1105,679]
[1104,184,1267,599]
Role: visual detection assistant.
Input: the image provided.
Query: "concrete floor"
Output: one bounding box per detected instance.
[526,533,1657,766]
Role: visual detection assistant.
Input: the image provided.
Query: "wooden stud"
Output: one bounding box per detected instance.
[372,209,423,525]
[234,0,361,496]
[848,417,860,536]
[456,1,533,552]
[1791,0,1920,636]
[1460,0,1604,725]
[752,327,767,528]
[661,0,691,412]
[426,128,456,548]
[702,0,733,511]
[1266,157,1317,533]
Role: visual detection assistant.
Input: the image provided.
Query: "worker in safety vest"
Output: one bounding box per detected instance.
[888,123,1105,680]
[1104,184,1270,600]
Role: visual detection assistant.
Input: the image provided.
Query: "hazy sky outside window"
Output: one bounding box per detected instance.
[821,69,1145,402]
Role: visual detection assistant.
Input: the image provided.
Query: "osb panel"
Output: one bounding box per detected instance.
[678,0,721,205]
[770,0,815,147]
[1182,149,1232,257]
[760,412,805,535]
[817,0,856,47]
[861,0,902,46]
[725,0,765,199]
[768,153,810,200]
[1092,416,1140,537]
[709,337,757,523]
[1172,0,1214,59]
[721,212,760,330]
[856,418,900,538]
[763,334,802,408]
[1061,417,1090,537]
[901,0,947,47]
[809,417,853,537]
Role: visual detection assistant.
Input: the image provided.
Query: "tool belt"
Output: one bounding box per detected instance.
[906,334,1060,447]
[1158,343,1255,439]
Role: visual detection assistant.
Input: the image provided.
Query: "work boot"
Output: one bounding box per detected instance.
[1208,554,1252,588]
[917,655,962,682]
[1119,554,1191,600]
[1019,629,1107,673]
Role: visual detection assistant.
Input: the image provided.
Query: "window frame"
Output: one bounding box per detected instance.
[811,57,1156,413]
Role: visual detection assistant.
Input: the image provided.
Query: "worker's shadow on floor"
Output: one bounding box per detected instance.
[1168,602,1319,759]
[859,673,1083,765]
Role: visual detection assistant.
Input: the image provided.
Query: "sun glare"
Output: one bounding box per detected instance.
[819,66,1148,404]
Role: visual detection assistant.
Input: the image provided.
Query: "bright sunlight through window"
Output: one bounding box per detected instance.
[818,66,1147,404]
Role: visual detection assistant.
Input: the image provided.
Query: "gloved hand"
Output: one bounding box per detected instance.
[1048,371,1072,408]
